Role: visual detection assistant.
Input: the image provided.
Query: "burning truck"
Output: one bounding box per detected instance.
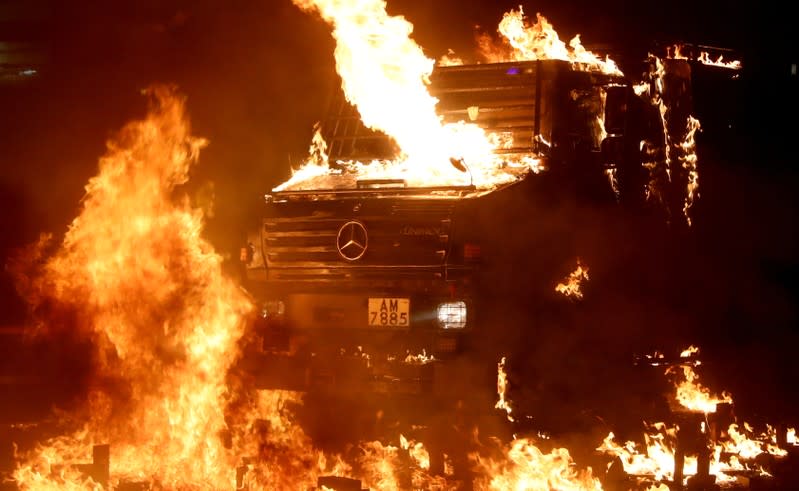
[242,58,630,392]
[237,4,729,411]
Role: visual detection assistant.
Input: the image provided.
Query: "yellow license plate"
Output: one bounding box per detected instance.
[368,298,410,327]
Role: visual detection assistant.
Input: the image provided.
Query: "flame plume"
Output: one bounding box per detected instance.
[636,56,702,226]
[13,86,254,489]
[667,346,732,414]
[291,0,497,186]
[680,116,701,225]
[479,7,621,76]
[495,357,515,422]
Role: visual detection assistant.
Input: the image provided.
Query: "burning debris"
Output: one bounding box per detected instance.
[599,346,797,490]
[285,0,498,190]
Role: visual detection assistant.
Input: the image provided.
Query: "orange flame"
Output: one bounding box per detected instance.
[598,425,678,481]
[680,116,701,226]
[697,51,742,70]
[438,48,464,67]
[598,422,771,486]
[11,86,366,490]
[599,348,788,485]
[495,357,514,422]
[637,55,703,225]
[555,259,589,299]
[288,0,540,191]
[668,44,742,70]
[667,346,732,414]
[680,345,700,358]
[479,6,621,76]
[722,423,788,460]
[667,365,732,414]
[473,437,603,490]
[12,87,255,488]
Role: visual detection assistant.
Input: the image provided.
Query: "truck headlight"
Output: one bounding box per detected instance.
[437,301,467,329]
[261,300,285,320]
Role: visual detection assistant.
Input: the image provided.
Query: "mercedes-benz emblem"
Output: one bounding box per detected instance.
[336,221,368,261]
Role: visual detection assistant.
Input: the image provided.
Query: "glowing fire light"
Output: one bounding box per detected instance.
[495,357,514,422]
[680,116,701,226]
[479,6,621,76]
[555,259,589,299]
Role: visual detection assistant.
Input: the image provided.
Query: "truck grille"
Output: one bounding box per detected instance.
[263,199,455,277]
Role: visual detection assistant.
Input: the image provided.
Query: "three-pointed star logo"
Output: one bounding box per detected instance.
[336,221,368,261]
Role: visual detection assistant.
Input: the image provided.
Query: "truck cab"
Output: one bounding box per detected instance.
[240,59,635,396]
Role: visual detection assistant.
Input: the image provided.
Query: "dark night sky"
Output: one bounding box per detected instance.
[1,0,797,410]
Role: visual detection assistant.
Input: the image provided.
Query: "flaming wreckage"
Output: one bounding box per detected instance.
[240,45,737,398]
[8,2,798,491]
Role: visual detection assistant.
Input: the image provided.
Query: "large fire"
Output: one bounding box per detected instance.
[12,87,253,489]
[9,87,350,490]
[495,357,515,422]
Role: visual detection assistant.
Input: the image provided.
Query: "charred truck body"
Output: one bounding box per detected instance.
[242,59,644,398]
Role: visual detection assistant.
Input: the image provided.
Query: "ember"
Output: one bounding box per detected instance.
[555,259,590,300]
